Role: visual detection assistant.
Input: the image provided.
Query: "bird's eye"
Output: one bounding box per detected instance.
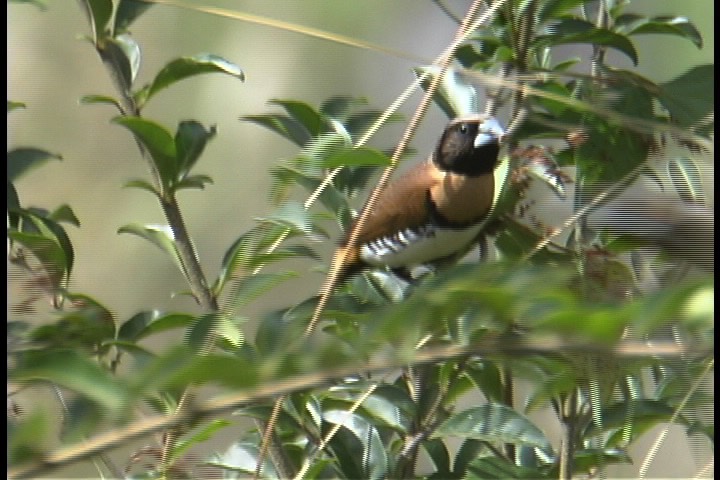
[459,123,469,134]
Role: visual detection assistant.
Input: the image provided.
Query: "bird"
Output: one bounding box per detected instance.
[338,113,505,282]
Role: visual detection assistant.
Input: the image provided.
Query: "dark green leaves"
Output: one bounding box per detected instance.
[113,117,216,196]
[536,19,639,65]
[434,404,552,451]
[78,0,112,41]
[8,209,76,287]
[7,147,62,182]
[114,0,154,33]
[658,64,714,130]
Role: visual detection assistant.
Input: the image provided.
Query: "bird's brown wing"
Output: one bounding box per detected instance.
[349,160,438,246]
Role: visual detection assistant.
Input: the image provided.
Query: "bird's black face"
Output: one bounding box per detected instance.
[434,117,503,176]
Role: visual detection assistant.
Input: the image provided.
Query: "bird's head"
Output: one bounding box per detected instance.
[434,114,505,176]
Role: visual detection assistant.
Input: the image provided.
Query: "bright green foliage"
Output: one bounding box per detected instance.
[7,1,713,479]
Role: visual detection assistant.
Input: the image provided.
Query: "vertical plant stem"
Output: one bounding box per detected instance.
[91,28,220,479]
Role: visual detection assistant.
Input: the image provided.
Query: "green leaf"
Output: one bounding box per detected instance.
[97,36,135,93]
[11,349,127,411]
[423,439,452,476]
[328,383,415,433]
[174,121,216,177]
[157,352,259,389]
[30,293,115,351]
[538,0,592,22]
[114,0,154,33]
[117,310,195,342]
[250,245,321,270]
[113,33,141,85]
[8,231,67,281]
[102,340,154,364]
[434,404,552,450]
[209,442,278,478]
[123,178,160,196]
[8,410,50,466]
[658,64,714,129]
[174,174,214,191]
[7,100,26,112]
[320,95,368,119]
[112,117,177,190]
[618,14,703,49]
[186,313,244,351]
[49,204,80,227]
[270,99,324,137]
[80,94,123,112]
[323,409,388,479]
[229,271,299,308]
[7,182,20,228]
[10,210,75,281]
[322,147,390,168]
[465,359,504,403]
[78,0,112,41]
[536,19,638,65]
[256,201,321,237]
[118,223,184,276]
[7,147,62,182]
[171,419,232,461]
[667,157,705,205]
[242,114,310,147]
[138,54,244,107]
[584,399,686,441]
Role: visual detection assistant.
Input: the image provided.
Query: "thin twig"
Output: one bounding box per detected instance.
[639,359,714,479]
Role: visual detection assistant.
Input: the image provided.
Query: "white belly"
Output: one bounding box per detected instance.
[359,223,485,269]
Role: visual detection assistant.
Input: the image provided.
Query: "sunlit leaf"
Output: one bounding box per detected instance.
[667,157,705,205]
[117,310,195,342]
[118,223,184,276]
[138,54,244,106]
[618,14,703,49]
[434,404,552,450]
[324,409,388,479]
[97,36,134,93]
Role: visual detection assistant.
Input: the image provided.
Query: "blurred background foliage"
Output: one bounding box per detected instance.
[7,0,714,479]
